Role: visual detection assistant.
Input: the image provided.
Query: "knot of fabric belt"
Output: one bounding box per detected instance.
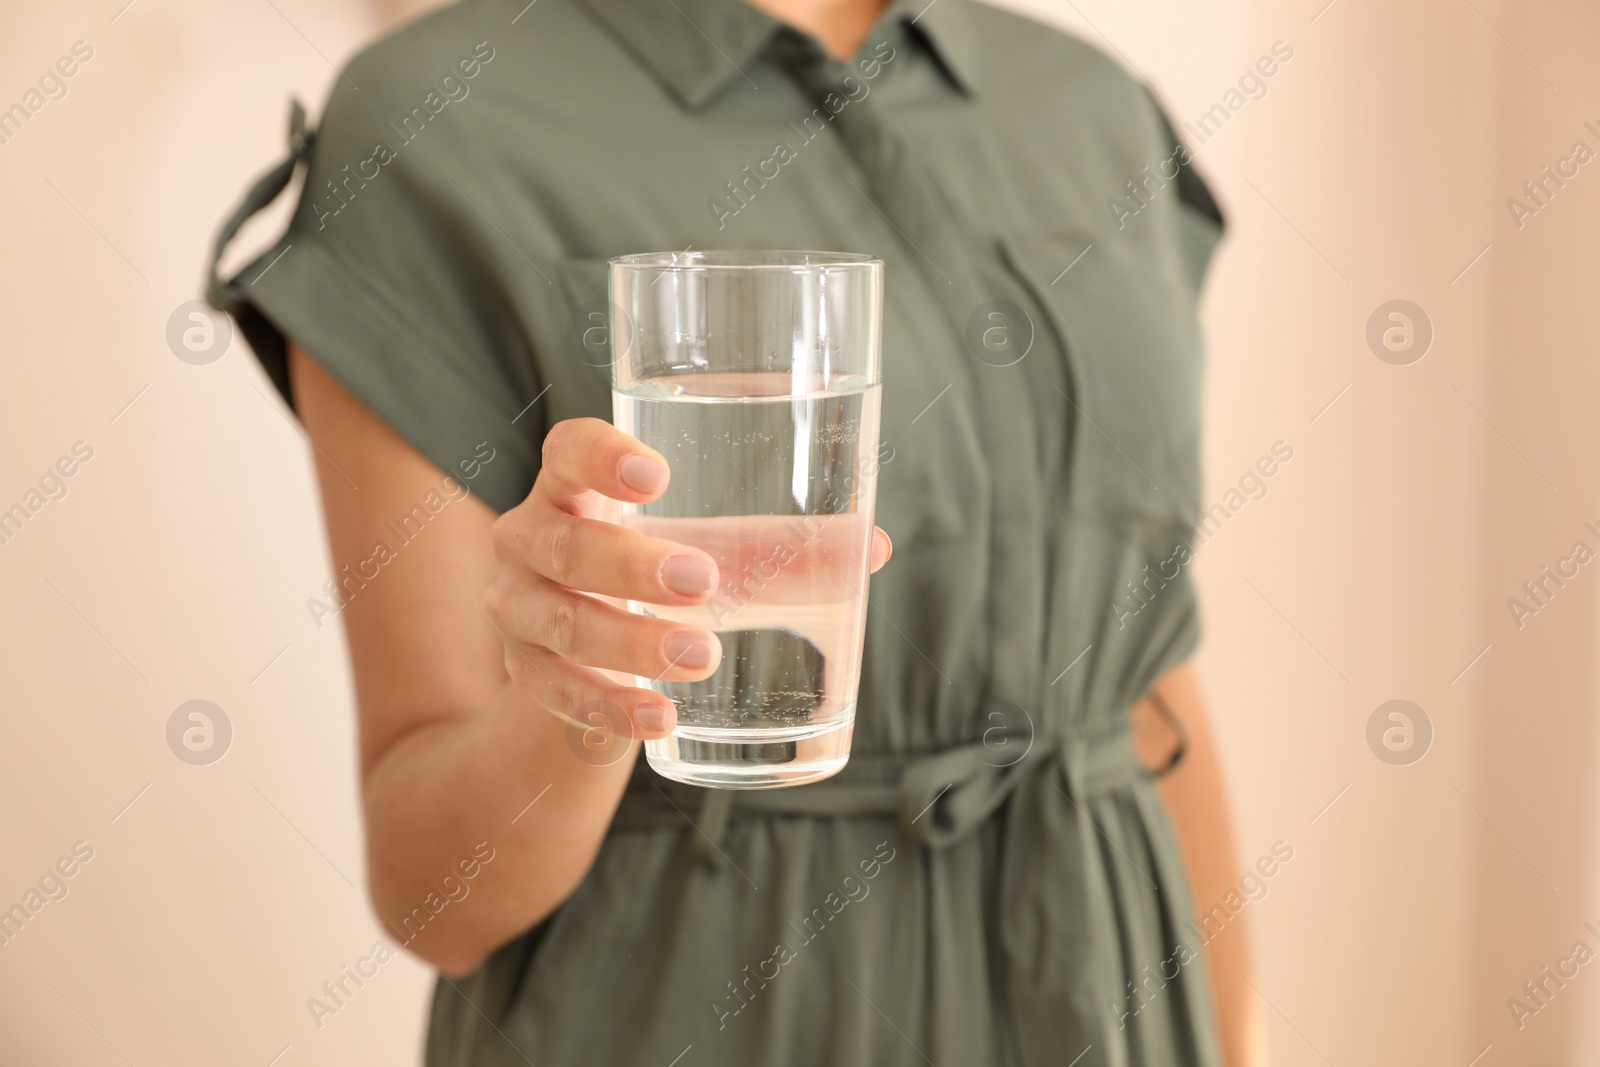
[625,705,1146,868]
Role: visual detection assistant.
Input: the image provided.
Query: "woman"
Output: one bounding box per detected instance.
[209,0,1261,1062]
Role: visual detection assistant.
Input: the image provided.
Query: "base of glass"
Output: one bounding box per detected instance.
[645,716,853,790]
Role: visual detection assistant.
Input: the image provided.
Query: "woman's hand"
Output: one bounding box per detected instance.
[291,347,893,972]
[485,417,892,743]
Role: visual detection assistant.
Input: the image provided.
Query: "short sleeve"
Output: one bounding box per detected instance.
[206,44,551,515]
[1142,87,1226,296]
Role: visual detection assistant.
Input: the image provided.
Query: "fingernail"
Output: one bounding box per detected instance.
[636,702,674,733]
[664,631,715,671]
[619,454,669,495]
[662,555,717,597]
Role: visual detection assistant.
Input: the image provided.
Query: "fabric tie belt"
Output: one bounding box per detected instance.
[612,713,1149,859]
[613,707,1185,1067]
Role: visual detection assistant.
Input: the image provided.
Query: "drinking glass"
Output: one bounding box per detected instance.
[609,251,884,789]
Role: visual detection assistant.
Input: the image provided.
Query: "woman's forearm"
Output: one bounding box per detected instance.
[288,342,664,977]
[361,681,635,976]
[1144,666,1268,1067]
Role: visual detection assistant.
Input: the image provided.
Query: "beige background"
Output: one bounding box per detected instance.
[2,0,1597,1063]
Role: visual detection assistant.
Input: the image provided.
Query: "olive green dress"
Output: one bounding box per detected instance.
[208,0,1226,1062]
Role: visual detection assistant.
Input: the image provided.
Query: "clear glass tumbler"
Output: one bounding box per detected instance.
[609,251,884,789]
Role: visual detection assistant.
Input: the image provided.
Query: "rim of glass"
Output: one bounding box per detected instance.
[609,250,882,271]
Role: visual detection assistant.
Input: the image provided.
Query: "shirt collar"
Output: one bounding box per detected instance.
[887,0,980,96]
[574,0,980,110]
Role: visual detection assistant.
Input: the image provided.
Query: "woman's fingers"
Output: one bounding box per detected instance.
[500,642,679,740]
[488,573,722,681]
[490,416,893,732]
[536,417,670,512]
[870,526,892,573]
[509,498,720,605]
